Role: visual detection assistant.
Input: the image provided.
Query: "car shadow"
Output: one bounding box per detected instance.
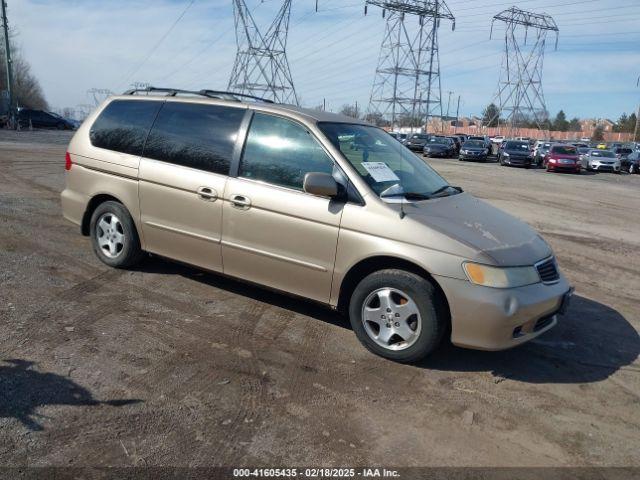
[0,359,142,431]
[135,257,638,384]
[134,256,349,331]
[422,295,640,384]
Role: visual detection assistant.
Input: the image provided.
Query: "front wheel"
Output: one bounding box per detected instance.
[90,201,143,268]
[348,269,447,363]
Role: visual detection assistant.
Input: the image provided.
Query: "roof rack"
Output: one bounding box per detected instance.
[122,86,274,104]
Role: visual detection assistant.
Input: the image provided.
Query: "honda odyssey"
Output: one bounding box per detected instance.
[61,88,573,363]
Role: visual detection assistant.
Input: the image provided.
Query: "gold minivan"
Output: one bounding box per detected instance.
[61,88,573,362]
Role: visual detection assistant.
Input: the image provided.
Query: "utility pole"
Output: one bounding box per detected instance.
[1,0,15,129]
[634,76,640,142]
[454,95,460,133]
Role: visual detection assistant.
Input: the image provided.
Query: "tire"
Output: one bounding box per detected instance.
[89,201,143,268]
[348,269,447,363]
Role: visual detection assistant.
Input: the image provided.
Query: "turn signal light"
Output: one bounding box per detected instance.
[65,152,72,171]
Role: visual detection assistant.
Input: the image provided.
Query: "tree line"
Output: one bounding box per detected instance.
[481,103,637,134]
[1,34,48,112]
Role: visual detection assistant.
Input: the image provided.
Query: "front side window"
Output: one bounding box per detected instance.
[90,100,162,156]
[239,113,334,190]
[319,122,454,199]
[144,102,245,175]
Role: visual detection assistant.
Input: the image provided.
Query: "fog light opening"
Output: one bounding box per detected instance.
[512,326,525,338]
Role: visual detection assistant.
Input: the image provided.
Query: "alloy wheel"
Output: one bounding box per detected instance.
[96,213,125,258]
[361,288,422,351]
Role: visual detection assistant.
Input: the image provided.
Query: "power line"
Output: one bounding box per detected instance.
[119,0,196,89]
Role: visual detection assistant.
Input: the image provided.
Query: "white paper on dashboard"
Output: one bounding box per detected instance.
[361,162,400,182]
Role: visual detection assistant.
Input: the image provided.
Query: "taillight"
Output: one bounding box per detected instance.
[65,152,72,171]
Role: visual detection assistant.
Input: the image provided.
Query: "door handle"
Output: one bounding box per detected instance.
[230,194,251,209]
[197,187,218,201]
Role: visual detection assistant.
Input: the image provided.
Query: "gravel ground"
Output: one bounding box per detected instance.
[0,130,639,468]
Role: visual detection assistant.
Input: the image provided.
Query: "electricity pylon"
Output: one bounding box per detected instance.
[365,0,455,130]
[228,0,298,105]
[87,88,115,107]
[488,7,558,134]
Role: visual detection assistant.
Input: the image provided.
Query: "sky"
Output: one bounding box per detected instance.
[6,0,640,120]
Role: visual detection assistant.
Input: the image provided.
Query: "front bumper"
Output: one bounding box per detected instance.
[406,144,426,151]
[424,150,452,158]
[459,153,488,161]
[504,156,534,166]
[434,273,572,350]
[590,163,620,172]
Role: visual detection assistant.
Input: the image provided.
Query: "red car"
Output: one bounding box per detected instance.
[543,145,581,173]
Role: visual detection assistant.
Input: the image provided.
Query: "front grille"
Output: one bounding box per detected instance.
[536,258,560,283]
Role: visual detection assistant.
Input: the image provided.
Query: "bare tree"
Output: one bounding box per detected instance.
[1,35,48,110]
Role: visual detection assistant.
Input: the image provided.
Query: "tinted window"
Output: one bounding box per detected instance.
[144,102,244,175]
[90,100,161,156]
[240,113,334,190]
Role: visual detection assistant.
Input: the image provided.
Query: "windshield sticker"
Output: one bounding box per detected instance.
[361,162,400,182]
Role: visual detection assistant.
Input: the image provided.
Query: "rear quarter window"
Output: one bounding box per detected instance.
[90,100,162,156]
[143,102,245,175]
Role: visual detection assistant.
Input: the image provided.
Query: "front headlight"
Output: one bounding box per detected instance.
[503,152,510,157]
[461,149,468,154]
[463,262,540,288]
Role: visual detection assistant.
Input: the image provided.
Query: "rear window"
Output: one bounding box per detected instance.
[143,102,245,175]
[551,146,577,155]
[90,100,162,156]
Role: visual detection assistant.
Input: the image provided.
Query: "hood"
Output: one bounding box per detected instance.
[549,153,578,160]
[426,144,450,151]
[504,149,531,156]
[406,193,551,266]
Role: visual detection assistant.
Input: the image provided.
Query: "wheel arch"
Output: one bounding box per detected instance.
[336,255,451,323]
[81,193,127,236]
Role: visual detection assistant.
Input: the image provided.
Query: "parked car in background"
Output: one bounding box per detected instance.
[423,136,456,158]
[581,149,620,173]
[468,135,492,155]
[535,143,551,167]
[498,140,535,168]
[405,133,431,152]
[580,137,590,143]
[544,144,581,173]
[459,140,489,162]
[577,147,591,164]
[596,142,607,149]
[622,151,640,174]
[614,147,633,161]
[446,136,461,154]
[491,135,505,145]
[17,109,76,130]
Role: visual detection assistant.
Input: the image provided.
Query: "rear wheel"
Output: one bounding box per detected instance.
[348,269,447,363]
[90,201,143,268]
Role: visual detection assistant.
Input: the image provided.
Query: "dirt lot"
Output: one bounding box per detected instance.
[1,130,639,468]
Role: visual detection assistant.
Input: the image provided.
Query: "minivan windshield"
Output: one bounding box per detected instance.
[551,146,577,155]
[318,123,455,199]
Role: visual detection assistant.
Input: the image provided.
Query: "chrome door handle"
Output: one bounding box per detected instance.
[197,187,218,201]
[230,194,251,209]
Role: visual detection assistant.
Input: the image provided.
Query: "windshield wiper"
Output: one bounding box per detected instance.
[430,185,463,197]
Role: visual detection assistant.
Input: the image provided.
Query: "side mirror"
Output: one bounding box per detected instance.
[303,172,339,198]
